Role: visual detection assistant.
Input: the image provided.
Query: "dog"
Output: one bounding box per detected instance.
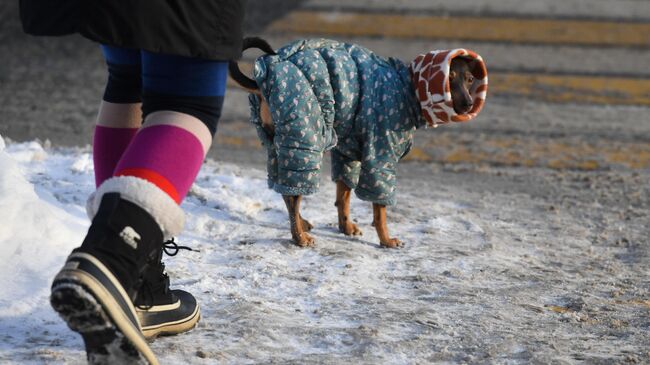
[229,37,487,248]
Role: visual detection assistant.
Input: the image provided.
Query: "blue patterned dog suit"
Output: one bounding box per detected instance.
[249,39,426,205]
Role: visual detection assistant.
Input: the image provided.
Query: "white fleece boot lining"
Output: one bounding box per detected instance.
[87,176,185,237]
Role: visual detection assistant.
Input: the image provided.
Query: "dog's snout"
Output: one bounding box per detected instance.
[452,93,473,114]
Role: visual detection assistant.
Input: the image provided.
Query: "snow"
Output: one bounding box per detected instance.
[0,140,85,317]
[0,135,647,364]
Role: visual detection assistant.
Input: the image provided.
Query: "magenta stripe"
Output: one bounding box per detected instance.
[93,126,138,187]
[114,125,205,202]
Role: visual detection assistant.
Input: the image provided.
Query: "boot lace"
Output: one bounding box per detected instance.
[137,276,165,310]
[162,237,200,256]
[136,237,198,310]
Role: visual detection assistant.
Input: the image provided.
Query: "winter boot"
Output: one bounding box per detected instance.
[50,192,162,365]
[134,238,200,339]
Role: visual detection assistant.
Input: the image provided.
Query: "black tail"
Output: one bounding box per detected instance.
[229,37,276,90]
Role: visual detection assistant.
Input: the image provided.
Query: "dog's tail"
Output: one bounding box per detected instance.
[229,37,276,91]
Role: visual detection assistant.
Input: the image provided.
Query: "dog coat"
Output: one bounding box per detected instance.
[249,40,488,205]
[249,39,426,204]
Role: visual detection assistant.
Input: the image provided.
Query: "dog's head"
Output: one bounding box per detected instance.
[449,58,475,114]
[410,49,488,127]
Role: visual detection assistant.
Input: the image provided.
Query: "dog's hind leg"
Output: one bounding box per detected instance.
[335,180,363,237]
[283,195,315,247]
[372,203,401,248]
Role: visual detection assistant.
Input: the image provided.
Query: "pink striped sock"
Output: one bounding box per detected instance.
[113,124,205,204]
[93,125,138,187]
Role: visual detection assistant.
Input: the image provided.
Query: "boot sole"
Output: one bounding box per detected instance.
[51,253,159,365]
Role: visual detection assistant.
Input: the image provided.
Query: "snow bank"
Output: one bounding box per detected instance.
[0,136,86,317]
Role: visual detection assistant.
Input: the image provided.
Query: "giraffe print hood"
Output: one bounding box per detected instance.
[410,49,488,127]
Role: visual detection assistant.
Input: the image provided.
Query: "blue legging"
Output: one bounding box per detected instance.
[100,45,228,136]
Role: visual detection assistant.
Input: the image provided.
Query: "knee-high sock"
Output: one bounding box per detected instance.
[95,45,143,187]
[93,125,138,187]
[112,111,212,204]
[93,102,142,186]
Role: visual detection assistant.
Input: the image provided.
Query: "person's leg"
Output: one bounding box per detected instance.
[105,51,227,337]
[93,45,142,187]
[50,47,162,364]
[91,46,202,338]
[51,50,227,362]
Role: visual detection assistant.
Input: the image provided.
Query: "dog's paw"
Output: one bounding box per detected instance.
[294,232,315,247]
[339,223,363,237]
[380,238,401,248]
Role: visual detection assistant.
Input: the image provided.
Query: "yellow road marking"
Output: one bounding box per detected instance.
[411,135,650,170]
[615,299,650,308]
[268,11,650,47]
[217,119,650,170]
[490,73,650,106]
[546,305,571,314]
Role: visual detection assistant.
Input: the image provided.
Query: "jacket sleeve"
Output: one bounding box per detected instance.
[20,0,81,36]
[353,64,407,206]
[286,49,337,150]
[356,158,398,206]
[256,57,328,196]
[331,149,361,189]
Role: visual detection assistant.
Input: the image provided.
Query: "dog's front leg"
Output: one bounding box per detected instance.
[283,195,314,247]
[335,180,362,237]
[372,203,401,248]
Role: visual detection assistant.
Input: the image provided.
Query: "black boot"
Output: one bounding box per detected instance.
[50,193,161,365]
[134,238,200,339]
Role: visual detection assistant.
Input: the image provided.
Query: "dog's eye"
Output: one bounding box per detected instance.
[467,75,474,84]
[449,71,457,80]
